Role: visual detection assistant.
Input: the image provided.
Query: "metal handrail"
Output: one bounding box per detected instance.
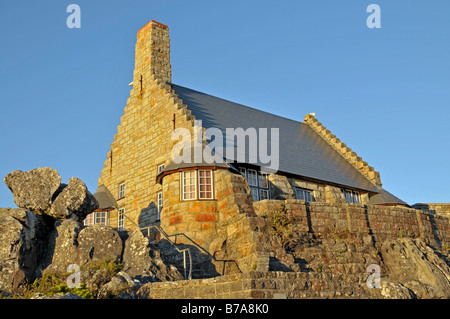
[143,225,242,276]
[140,225,193,280]
[120,212,192,280]
[121,212,241,278]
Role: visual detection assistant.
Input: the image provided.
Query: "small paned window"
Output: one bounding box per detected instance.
[157,192,163,220]
[118,208,125,230]
[119,183,125,199]
[295,187,315,202]
[342,189,361,204]
[182,171,197,200]
[240,167,271,201]
[199,170,213,199]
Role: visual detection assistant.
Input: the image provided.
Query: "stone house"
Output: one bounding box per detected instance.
[87,20,412,271]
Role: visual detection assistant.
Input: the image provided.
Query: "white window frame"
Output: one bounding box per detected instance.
[198,170,214,200]
[342,189,361,204]
[119,182,125,199]
[84,213,94,226]
[182,171,197,200]
[157,192,163,220]
[157,164,165,174]
[250,187,259,201]
[84,210,109,227]
[118,208,125,230]
[295,187,315,202]
[240,167,270,201]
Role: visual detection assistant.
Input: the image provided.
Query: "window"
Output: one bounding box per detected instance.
[295,187,315,202]
[258,173,269,189]
[247,169,258,187]
[250,187,259,201]
[259,189,270,200]
[181,170,214,201]
[157,192,163,220]
[119,182,125,199]
[240,168,270,201]
[84,211,109,227]
[84,213,94,226]
[182,171,197,200]
[118,208,125,230]
[157,164,165,174]
[199,170,213,199]
[95,211,107,225]
[342,189,361,204]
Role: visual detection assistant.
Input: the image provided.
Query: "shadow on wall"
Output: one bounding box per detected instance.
[156,239,241,279]
[138,202,158,229]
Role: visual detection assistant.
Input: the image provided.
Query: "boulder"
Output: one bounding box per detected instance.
[77,224,123,266]
[49,177,98,221]
[380,238,450,298]
[122,230,183,283]
[0,208,48,294]
[3,167,62,215]
[97,271,141,299]
[41,219,82,273]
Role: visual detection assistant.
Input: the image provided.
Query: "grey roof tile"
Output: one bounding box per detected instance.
[172,84,379,192]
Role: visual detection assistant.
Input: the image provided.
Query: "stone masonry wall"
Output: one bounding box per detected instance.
[138,271,374,299]
[268,174,370,204]
[98,21,198,231]
[138,201,449,299]
[413,203,450,219]
[253,200,450,250]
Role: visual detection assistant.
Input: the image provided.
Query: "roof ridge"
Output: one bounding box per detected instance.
[171,83,306,127]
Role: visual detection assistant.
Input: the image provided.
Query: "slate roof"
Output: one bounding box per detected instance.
[368,189,409,206]
[93,184,118,210]
[172,84,379,193]
[156,142,239,183]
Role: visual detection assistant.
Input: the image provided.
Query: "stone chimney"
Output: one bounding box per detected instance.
[133,20,171,86]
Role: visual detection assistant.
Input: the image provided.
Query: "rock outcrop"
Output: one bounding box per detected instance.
[3,167,98,221]
[4,168,62,215]
[122,230,183,283]
[49,177,99,221]
[1,167,449,299]
[0,208,48,294]
[0,168,182,298]
[380,238,450,298]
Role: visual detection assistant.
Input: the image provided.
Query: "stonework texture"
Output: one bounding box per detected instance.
[92,20,450,298]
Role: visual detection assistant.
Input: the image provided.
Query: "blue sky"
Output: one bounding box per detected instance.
[0,0,449,207]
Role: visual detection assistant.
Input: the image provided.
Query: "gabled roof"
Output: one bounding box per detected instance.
[172,84,379,193]
[93,184,118,210]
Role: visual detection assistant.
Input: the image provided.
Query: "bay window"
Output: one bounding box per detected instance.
[181,170,214,200]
